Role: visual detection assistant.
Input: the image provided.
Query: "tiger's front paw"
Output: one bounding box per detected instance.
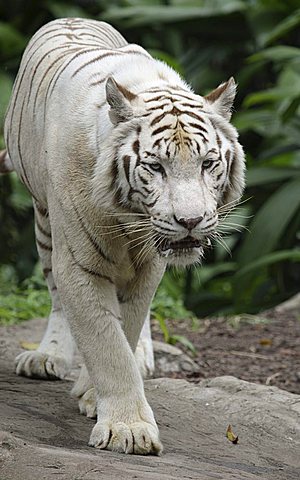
[89,420,162,455]
[88,395,162,455]
[15,351,70,380]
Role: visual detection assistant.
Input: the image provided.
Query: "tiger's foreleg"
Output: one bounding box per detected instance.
[51,220,163,454]
[73,311,154,419]
[73,309,156,419]
[15,201,75,379]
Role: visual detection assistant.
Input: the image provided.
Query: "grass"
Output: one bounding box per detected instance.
[0,264,197,353]
[0,266,50,325]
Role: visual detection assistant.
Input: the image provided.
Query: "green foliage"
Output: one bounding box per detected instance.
[151,282,197,354]
[0,0,299,320]
[0,266,50,325]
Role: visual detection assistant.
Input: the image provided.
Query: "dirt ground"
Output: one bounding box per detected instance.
[1,303,300,479]
[152,308,300,395]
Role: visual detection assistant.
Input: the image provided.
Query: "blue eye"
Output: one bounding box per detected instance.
[202,159,214,169]
[149,162,165,174]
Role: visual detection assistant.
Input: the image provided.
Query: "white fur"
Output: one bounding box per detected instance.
[5,18,245,455]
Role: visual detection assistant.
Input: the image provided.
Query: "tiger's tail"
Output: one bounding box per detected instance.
[0,149,14,174]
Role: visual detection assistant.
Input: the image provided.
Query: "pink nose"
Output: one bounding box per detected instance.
[174,215,203,230]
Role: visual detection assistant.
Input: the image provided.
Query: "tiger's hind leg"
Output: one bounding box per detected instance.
[15,201,76,379]
[134,310,155,379]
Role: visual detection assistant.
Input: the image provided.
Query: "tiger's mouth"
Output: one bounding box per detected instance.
[157,235,211,257]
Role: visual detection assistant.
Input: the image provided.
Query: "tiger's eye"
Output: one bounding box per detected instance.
[202,159,214,169]
[149,162,165,174]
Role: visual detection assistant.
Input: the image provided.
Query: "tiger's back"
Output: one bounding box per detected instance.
[4,18,126,200]
[4,17,184,204]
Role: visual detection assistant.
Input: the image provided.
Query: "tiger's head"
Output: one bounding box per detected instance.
[94,76,245,266]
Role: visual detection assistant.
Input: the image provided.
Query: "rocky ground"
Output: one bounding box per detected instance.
[0,299,300,479]
[152,305,300,395]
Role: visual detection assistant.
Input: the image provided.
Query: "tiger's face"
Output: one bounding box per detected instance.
[98,77,245,266]
[135,123,229,265]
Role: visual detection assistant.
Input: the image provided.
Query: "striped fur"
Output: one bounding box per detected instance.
[5,18,245,455]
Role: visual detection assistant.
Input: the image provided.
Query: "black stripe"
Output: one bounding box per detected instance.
[67,242,114,284]
[146,103,170,112]
[32,47,81,113]
[110,154,122,207]
[143,197,158,208]
[216,133,222,148]
[172,92,199,102]
[35,202,48,217]
[123,155,131,183]
[36,238,52,252]
[35,217,52,239]
[121,48,151,59]
[186,111,205,123]
[210,163,220,174]
[225,149,231,163]
[23,25,71,56]
[45,47,102,104]
[17,98,36,198]
[225,149,233,179]
[132,136,141,165]
[117,292,127,303]
[141,186,153,195]
[152,138,163,149]
[188,122,208,134]
[145,95,170,104]
[152,125,172,136]
[43,268,52,277]
[71,51,121,78]
[150,112,166,127]
[194,141,201,155]
[71,200,115,264]
[82,23,125,48]
[137,173,149,185]
[156,225,175,234]
[180,102,201,108]
[26,44,75,107]
[89,76,106,87]
[8,32,71,133]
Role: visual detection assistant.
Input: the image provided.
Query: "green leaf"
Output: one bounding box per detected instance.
[248,46,300,63]
[46,1,89,19]
[102,2,246,26]
[9,173,33,210]
[154,313,170,343]
[169,334,196,356]
[233,110,281,136]
[0,22,26,57]
[244,86,300,107]
[238,177,300,265]
[263,9,300,46]
[246,167,299,187]
[193,262,237,285]
[0,71,13,129]
[236,249,300,279]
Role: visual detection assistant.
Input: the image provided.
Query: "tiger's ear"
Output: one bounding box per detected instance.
[106,77,137,125]
[204,77,237,121]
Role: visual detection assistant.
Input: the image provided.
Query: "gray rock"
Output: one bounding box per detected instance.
[0,319,300,480]
[153,340,200,375]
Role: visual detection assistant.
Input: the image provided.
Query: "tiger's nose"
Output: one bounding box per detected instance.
[174,215,203,231]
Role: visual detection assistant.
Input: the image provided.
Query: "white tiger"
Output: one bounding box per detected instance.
[3,18,245,455]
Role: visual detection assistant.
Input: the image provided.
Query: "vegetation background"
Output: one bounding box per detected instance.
[0,0,299,330]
